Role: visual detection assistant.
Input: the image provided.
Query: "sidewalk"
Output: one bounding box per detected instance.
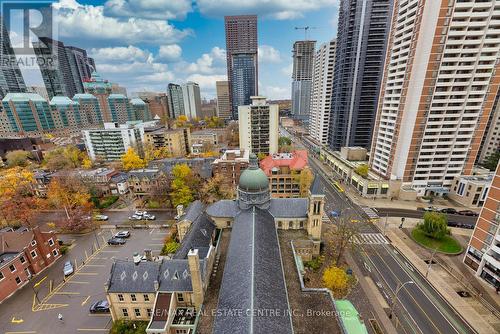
[379,221,499,333]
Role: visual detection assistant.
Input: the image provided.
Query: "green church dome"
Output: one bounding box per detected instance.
[238,153,269,192]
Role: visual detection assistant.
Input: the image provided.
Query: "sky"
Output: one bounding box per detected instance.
[18,0,339,99]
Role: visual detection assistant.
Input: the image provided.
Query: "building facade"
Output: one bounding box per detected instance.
[130,98,152,122]
[477,90,500,164]
[370,0,500,196]
[144,127,191,157]
[0,227,60,302]
[138,92,169,120]
[83,122,145,161]
[309,39,336,145]
[212,149,250,187]
[73,94,103,126]
[216,81,231,121]
[464,161,500,289]
[260,151,309,198]
[225,15,258,119]
[49,96,83,128]
[181,82,202,120]
[449,172,492,208]
[329,0,394,150]
[0,17,26,99]
[84,72,113,122]
[291,40,316,120]
[167,83,185,118]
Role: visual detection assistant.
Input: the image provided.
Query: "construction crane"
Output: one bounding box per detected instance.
[294,26,317,40]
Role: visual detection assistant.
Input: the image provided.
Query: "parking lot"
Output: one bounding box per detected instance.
[0,228,169,334]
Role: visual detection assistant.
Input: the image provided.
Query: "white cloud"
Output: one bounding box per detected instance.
[90,45,152,63]
[179,47,226,75]
[281,63,293,77]
[186,73,227,97]
[258,45,281,63]
[157,44,182,61]
[103,0,192,20]
[196,0,338,20]
[261,85,290,100]
[53,1,191,46]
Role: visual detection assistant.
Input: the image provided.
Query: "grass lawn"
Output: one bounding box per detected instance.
[411,228,463,254]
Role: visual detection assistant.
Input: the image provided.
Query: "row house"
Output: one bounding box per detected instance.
[0,227,60,302]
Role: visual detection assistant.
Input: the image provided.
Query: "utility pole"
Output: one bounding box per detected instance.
[389,280,415,320]
[383,214,389,236]
[426,247,438,278]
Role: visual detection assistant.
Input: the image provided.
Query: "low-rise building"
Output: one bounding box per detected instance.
[149,158,215,180]
[212,149,249,187]
[77,168,119,196]
[127,169,163,198]
[190,129,218,151]
[260,150,309,198]
[109,172,129,195]
[449,170,492,208]
[143,127,190,157]
[83,122,145,161]
[0,227,60,302]
[464,162,500,290]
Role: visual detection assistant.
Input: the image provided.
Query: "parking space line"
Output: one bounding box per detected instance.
[5,332,37,334]
[150,243,163,246]
[65,280,89,284]
[81,295,90,306]
[90,257,108,260]
[83,264,105,267]
[101,250,119,253]
[77,329,109,332]
[54,291,80,295]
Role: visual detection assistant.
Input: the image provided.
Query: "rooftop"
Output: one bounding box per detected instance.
[260,150,308,176]
[2,93,47,103]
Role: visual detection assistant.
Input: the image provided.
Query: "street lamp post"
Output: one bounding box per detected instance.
[389,280,415,320]
[425,247,438,278]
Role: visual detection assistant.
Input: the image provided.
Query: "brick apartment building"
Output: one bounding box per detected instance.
[464,161,500,290]
[260,150,309,198]
[212,149,249,187]
[0,227,60,302]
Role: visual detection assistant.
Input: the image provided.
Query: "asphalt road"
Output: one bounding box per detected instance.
[290,133,475,334]
[35,210,174,225]
[375,208,477,228]
[0,228,169,334]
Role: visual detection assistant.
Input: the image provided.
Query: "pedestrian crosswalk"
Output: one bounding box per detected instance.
[352,233,388,244]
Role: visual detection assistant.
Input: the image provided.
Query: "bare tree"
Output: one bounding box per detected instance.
[327,211,361,265]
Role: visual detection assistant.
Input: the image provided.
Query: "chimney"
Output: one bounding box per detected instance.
[144,249,153,261]
[104,281,109,292]
[153,280,159,291]
[188,248,204,309]
[176,205,184,219]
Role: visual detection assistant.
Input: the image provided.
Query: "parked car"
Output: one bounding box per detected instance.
[108,237,126,245]
[143,213,156,220]
[114,231,130,238]
[128,214,142,220]
[63,261,74,276]
[441,208,458,215]
[134,210,145,216]
[89,300,110,313]
[94,214,109,221]
[421,206,438,212]
[458,210,479,217]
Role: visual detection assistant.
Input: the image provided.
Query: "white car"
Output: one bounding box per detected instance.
[94,214,108,221]
[134,210,145,216]
[143,214,156,220]
[63,261,74,276]
[114,231,130,238]
[128,214,142,220]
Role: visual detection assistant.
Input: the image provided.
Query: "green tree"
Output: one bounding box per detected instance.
[420,212,449,240]
[278,136,292,147]
[354,164,369,178]
[5,150,32,167]
[121,148,146,171]
[170,164,194,207]
[482,151,500,171]
[323,266,349,298]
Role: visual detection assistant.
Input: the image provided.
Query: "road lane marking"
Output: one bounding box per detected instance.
[66,281,89,284]
[74,272,98,275]
[77,329,109,331]
[82,295,90,306]
[151,238,164,241]
[91,257,108,260]
[34,276,47,288]
[11,317,23,323]
[54,291,80,295]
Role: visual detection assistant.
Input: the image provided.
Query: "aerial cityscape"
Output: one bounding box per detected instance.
[0,1,500,334]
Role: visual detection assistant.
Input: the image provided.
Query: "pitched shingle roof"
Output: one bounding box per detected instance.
[174,210,215,260]
[213,208,293,334]
[206,200,239,218]
[269,198,309,218]
[107,260,160,293]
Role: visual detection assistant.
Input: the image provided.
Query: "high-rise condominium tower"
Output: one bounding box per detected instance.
[167,83,185,118]
[34,37,94,99]
[292,40,316,121]
[216,81,231,121]
[370,0,500,196]
[309,39,336,145]
[329,0,394,150]
[225,15,258,119]
[0,17,26,99]
[182,82,202,119]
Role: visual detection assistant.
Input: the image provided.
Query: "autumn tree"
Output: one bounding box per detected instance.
[46,176,93,232]
[121,147,146,171]
[205,116,224,128]
[323,266,349,298]
[0,167,37,228]
[150,174,171,204]
[6,150,32,167]
[175,115,189,128]
[299,167,314,197]
[199,174,235,204]
[354,164,369,178]
[44,145,86,171]
[170,164,194,207]
[328,212,361,265]
[144,143,170,162]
